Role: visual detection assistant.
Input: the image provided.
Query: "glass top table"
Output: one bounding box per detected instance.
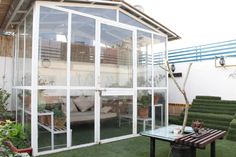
[140,125,193,142]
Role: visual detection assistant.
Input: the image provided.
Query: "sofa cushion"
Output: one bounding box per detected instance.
[101,106,112,114]
[61,97,78,113]
[73,96,94,112]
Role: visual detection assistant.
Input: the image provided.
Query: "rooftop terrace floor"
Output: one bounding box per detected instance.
[40,136,236,157]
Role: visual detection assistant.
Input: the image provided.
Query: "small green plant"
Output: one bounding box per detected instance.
[0,88,10,112]
[0,120,30,150]
[139,95,151,108]
[52,108,65,118]
[38,103,46,112]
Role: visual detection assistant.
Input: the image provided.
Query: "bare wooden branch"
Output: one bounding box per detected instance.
[165,61,184,94]
[182,63,193,91]
[163,61,192,134]
[180,91,190,134]
[159,64,168,71]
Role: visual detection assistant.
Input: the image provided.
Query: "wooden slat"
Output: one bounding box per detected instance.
[175,128,226,149]
[193,130,221,147]
[198,131,226,148]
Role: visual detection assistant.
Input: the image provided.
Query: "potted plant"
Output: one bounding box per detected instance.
[0,120,32,155]
[38,103,47,124]
[52,108,66,129]
[17,90,31,110]
[0,88,10,121]
[154,93,161,105]
[138,95,151,118]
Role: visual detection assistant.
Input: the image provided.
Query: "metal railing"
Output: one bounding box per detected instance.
[168,39,236,64]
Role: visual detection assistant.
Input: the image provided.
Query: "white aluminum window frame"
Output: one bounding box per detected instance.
[12,1,169,156]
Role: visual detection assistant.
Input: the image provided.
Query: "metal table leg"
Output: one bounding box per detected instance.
[150,137,155,157]
[211,142,215,157]
[191,147,196,157]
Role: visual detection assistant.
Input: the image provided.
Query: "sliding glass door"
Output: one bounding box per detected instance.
[99,24,134,141]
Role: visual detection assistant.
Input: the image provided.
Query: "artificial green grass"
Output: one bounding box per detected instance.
[39,137,236,157]
[186,112,233,121]
[226,117,236,141]
[195,96,221,100]
[169,115,181,125]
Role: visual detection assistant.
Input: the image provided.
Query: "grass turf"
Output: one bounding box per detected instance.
[40,137,236,157]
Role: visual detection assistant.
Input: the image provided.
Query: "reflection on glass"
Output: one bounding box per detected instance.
[137,90,152,133]
[25,11,33,86]
[16,24,24,86]
[101,96,133,139]
[154,89,166,129]
[100,24,133,88]
[17,89,23,123]
[137,31,152,87]
[119,12,153,31]
[153,35,166,87]
[71,14,95,86]
[70,90,94,146]
[24,90,31,147]
[63,6,116,21]
[38,89,67,151]
[38,7,68,86]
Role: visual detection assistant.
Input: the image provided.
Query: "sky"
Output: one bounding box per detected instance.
[126,0,236,50]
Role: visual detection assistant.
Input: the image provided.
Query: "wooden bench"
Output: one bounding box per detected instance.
[175,129,226,157]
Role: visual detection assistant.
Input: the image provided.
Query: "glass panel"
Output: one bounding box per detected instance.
[137,90,152,133]
[23,90,31,147]
[154,89,166,128]
[38,7,68,86]
[101,96,133,139]
[71,14,95,86]
[63,6,116,21]
[16,23,24,86]
[16,89,23,123]
[137,31,152,87]
[13,32,18,86]
[153,35,167,87]
[119,12,153,31]
[100,24,133,88]
[70,90,94,146]
[24,11,33,86]
[38,89,67,151]
[12,89,17,116]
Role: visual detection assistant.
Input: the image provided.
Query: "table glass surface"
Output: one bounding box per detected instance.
[141,125,193,142]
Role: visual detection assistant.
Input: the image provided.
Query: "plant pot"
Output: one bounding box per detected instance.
[39,115,48,125]
[171,143,195,157]
[192,120,204,133]
[45,115,52,126]
[24,96,31,110]
[138,107,149,118]
[154,94,160,104]
[4,141,32,155]
[54,117,66,129]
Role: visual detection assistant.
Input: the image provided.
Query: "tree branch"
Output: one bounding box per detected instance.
[182,63,192,91]
[165,61,184,94]
[162,61,192,134]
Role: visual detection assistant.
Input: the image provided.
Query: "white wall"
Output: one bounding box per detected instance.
[0,57,12,92]
[168,60,236,104]
[0,57,13,109]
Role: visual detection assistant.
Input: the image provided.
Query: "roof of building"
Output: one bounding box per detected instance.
[0,0,180,41]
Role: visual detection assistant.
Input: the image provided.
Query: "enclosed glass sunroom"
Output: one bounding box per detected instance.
[11,0,179,156]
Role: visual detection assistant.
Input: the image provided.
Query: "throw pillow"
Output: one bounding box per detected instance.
[60,97,78,112]
[101,106,112,114]
[73,96,94,112]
